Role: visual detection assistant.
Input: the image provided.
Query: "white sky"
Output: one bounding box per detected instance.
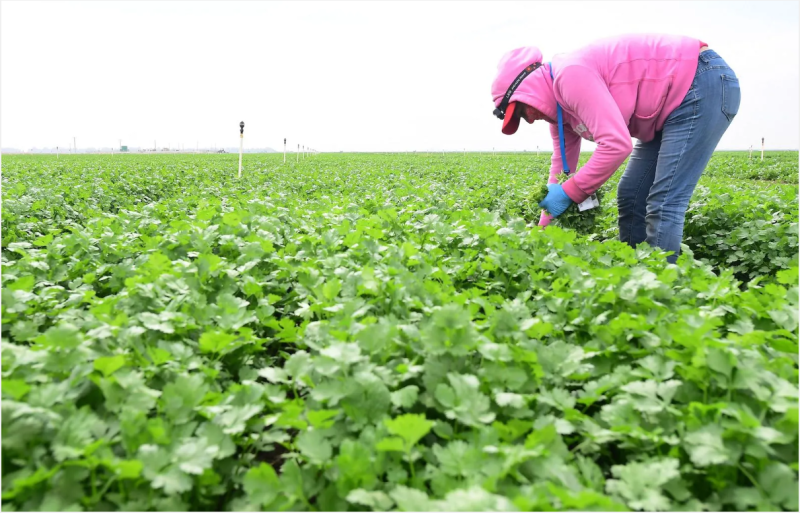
[1,1,798,152]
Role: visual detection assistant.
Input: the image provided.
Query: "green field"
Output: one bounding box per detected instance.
[2,152,798,511]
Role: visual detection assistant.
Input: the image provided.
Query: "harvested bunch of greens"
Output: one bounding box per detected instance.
[529,173,604,236]
[528,181,552,216]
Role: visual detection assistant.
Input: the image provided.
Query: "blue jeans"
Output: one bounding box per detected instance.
[617,49,741,263]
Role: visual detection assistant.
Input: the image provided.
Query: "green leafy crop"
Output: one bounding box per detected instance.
[528,173,605,236]
[1,152,798,511]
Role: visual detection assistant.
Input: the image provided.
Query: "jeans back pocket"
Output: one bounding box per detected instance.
[721,74,741,122]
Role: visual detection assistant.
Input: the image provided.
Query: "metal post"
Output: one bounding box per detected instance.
[297,144,299,163]
[238,121,244,178]
[761,137,765,161]
[284,138,286,163]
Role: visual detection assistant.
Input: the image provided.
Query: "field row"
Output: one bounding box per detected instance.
[2,153,798,511]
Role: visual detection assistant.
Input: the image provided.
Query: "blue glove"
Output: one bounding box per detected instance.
[539,183,573,217]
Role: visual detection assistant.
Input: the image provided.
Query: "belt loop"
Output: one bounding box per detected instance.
[699,51,711,64]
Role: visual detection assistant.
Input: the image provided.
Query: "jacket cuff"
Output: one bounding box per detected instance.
[562,178,590,204]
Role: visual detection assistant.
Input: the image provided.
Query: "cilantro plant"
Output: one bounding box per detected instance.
[2,152,798,511]
[527,174,607,237]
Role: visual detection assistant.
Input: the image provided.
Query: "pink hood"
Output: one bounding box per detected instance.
[491,47,558,124]
[491,34,705,204]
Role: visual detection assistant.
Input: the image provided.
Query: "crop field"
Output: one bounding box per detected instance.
[2,151,798,511]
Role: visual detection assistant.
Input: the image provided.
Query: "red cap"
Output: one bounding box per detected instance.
[502,102,521,135]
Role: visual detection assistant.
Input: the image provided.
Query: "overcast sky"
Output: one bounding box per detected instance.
[2,1,798,152]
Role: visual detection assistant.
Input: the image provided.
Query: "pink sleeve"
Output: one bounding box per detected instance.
[554,65,633,203]
[549,123,582,184]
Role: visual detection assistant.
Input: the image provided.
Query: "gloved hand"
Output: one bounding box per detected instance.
[539,183,573,217]
[538,210,553,227]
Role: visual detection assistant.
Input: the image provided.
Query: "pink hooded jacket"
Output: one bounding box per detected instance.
[491,34,706,204]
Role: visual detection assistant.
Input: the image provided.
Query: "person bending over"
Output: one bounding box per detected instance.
[491,34,740,263]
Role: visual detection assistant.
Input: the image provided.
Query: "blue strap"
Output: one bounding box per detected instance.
[549,62,570,175]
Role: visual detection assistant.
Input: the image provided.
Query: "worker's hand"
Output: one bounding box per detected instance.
[539,183,572,218]
[538,210,553,227]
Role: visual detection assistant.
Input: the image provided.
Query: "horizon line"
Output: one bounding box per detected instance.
[3,149,799,154]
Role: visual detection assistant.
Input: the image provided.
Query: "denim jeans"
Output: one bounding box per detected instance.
[617,49,741,263]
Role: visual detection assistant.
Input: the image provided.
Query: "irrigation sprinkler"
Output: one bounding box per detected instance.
[761,137,765,162]
[284,138,286,163]
[238,121,245,179]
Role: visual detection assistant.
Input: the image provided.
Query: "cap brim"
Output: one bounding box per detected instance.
[501,102,521,135]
